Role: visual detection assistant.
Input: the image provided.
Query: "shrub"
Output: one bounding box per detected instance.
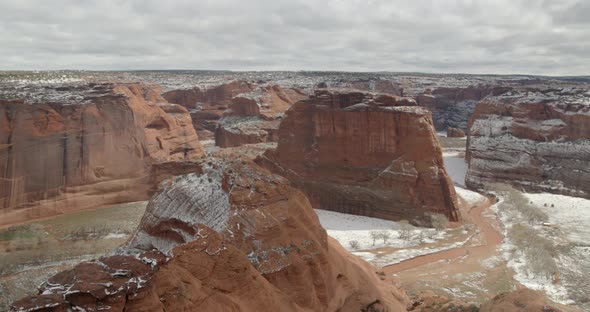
[429,213,449,231]
[349,240,360,250]
[397,221,413,241]
[377,231,391,244]
[369,231,379,246]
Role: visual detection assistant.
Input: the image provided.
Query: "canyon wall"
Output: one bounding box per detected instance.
[0,83,204,227]
[316,79,403,96]
[11,159,409,311]
[215,84,308,148]
[258,90,460,224]
[162,81,256,139]
[416,86,511,131]
[466,86,590,198]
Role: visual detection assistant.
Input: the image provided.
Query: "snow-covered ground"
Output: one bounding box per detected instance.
[314,209,444,251]
[494,192,590,307]
[313,209,476,268]
[524,193,590,244]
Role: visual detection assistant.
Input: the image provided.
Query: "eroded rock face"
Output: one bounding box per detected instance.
[11,159,409,311]
[416,86,511,131]
[258,90,460,224]
[466,87,590,198]
[0,83,204,227]
[215,84,308,148]
[162,81,256,139]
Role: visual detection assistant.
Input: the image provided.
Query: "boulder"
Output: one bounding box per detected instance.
[447,127,466,138]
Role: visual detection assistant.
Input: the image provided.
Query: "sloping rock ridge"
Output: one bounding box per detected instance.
[11,159,409,311]
[0,83,204,227]
[258,90,460,224]
[466,86,590,198]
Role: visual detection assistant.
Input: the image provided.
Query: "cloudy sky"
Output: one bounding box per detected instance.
[1,0,589,75]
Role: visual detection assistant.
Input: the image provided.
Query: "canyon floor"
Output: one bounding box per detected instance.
[1,137,588,311]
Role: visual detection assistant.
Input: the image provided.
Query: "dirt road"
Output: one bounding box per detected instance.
[383,195,502,275]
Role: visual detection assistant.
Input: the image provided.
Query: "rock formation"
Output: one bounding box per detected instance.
[11,159,409,311]
[215,84,308,148]
[446,127,466,138]
[162,81,256,139]
[258,90,460,224]
[0,83,204,227]
[466,86,590,198]
[415,86,511,131]
[316,79,403,96]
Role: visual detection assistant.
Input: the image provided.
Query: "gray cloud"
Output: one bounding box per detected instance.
[0,0,589,75]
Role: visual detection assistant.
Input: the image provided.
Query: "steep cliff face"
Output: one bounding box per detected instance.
[215,84,308,148]
[0,83,204,227]
[258,90,460,224]
[415,86,511,131]
[11,159,409,311]
[466,87,590,198]
[162,81,256,139]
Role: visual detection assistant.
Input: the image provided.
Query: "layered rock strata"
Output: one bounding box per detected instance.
[0,83,204,226]
[466,87,590,198]
[215,84,308,148]
[11,159,409,311]
[258,90,460,224]
[162,81,256,139]
[416,86,511,131]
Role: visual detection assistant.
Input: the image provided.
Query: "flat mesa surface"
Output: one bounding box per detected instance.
[0,201,148,310]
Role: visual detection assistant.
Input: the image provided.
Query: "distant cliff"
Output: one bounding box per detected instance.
[466,86,590,198]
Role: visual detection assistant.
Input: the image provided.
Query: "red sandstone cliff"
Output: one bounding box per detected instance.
[257,90,460,225]
[215,84,308,148]
[11,159,409,311]
[162,81,256,139]
[466,86,590,198]
[0,83,204,227]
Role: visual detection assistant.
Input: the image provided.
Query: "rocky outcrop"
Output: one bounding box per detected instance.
[258,90,460,224]
[446,127,466,138]
[11,159,409,311]
[415,86,511,131]
[215,84,308,148]
[466,86,590,198]
[162,81,256,139]
[0,83,204,227]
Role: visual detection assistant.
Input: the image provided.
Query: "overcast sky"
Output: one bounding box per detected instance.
[1,0,589,75]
